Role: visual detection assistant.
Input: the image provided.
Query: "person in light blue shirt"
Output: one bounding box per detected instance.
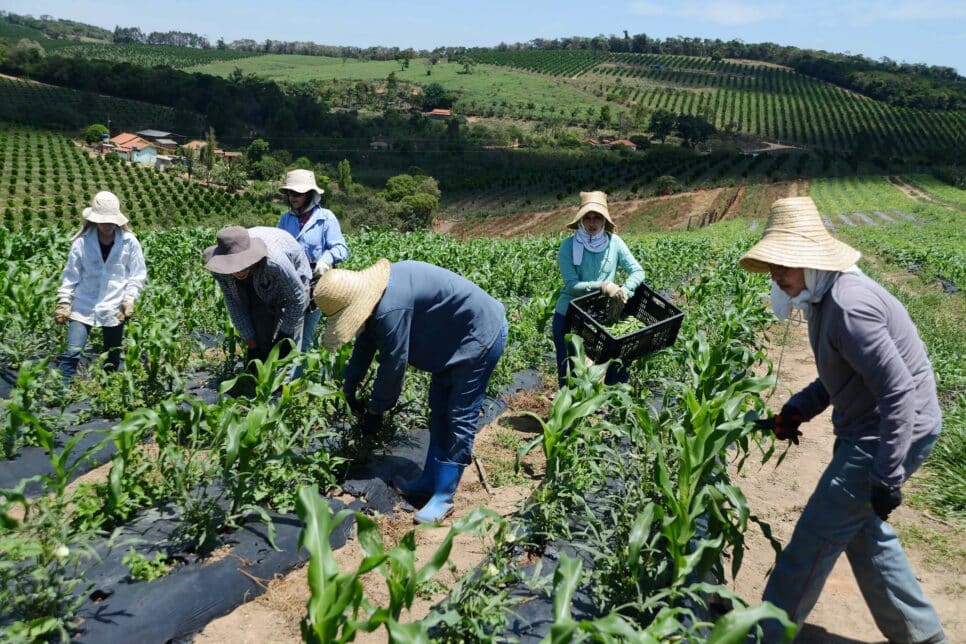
[313,259,507,525]
[276,169,349,354]
[553,191,645,387]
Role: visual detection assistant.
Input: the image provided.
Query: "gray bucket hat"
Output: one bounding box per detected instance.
[203,226,268,274]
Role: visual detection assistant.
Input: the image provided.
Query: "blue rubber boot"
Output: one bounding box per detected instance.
[413,460,464,524]
[392,443,442,499]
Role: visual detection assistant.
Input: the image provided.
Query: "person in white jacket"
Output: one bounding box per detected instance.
[55,192,147,381]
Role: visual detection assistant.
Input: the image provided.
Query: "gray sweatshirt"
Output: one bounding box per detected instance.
[788,272,941,487]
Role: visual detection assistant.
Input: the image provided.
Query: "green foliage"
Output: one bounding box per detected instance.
[122,548,172,581]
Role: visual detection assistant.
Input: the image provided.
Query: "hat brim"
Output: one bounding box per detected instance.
[318,259,391,351]
[279,181,324,196]
[567,203,615,231]
[204,238,268,274]
[739,234,861,273]
[83,207,129,226]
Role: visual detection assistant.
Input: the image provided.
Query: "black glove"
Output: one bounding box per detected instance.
[271,332,295,360]
[247,342,269,364]
[345,391,365,419]
[870,483,902,521]
[754,403,804,445]
[362,412,383,434]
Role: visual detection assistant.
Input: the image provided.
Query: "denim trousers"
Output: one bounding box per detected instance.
[761,428,945,643]
[427,321,507,466]
[551,312,628,388]
[291,308,321,380]
[59,320,125,380]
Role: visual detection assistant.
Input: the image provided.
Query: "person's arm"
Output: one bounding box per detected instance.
[217,276,256,342]
[786,378,831,420]
[343,324,377,397]
[56,239,83,303]
[615,238,645,296]
[367,309,411,414]
[271,260,309,336]
[319,216,349,267]
[558,239,602,296]
[838,300,917,487]
[123,237,147,302]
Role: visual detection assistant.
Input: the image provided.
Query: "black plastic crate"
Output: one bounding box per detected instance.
[564,282,684,364]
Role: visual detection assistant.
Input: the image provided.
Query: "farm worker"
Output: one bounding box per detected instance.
[55,191,146,381]
[552,190,645,387]
[313,259,507,524]
[741,197,947,644]
[276,169,349,356]
[204,226,311,365]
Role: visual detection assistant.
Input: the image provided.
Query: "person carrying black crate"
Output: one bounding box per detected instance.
[552,191,644,388]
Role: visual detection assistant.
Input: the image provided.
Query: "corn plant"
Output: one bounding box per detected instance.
[0,359,62,459]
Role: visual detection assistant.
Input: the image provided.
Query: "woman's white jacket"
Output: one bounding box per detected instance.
[56,227,147,327]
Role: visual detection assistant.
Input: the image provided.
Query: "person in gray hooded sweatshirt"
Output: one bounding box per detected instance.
[740,197,946,644]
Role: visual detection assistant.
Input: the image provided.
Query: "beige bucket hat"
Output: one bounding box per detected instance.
[279,169,324,196]
[203,226,268,274]
[82,191,129,226]
[567,191,615,231]
[739,197,861,273]
[313,259,391,351]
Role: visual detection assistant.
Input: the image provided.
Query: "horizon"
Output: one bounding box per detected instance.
[2,0,964,74]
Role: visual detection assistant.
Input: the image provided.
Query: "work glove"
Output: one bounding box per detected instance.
[870,483,902,522]
[346,391,366,421]
[754,403,805,445]
[54,301,71,325]
[271,332,295,360]
[313,261,332,278]
[599,281,626,301]
[116,298,135,322]
[362,412,383,434]
[606,296,626,322]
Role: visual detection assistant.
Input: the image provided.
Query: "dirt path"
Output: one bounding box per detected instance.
[886,176,937,204]
[729,319,964,643]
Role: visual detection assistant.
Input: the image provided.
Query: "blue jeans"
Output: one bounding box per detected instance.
[59,320,125,381]
[291,308,322,380]
[551,312,628,389]
[761,428,945,643]
[428,321,507,466]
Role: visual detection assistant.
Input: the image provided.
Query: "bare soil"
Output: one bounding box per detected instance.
[728,319,965,643]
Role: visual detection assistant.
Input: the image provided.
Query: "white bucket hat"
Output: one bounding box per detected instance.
[82,191,129,226]
[279,169,324,196]
[567,190,615,231]
[312,259,391,351]
[739,197,861,273]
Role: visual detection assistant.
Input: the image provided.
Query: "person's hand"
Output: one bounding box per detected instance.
[599,281,623,300]
[54,301,71,325]
[754,403,805,445]
[346,391,365,421]
[271,332,295,360]
[314,261,332,278]
[362,412,383,434]
[871,483,902,521]
[116,298,134,322]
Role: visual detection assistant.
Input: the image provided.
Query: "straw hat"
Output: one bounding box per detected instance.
[313,259,391,351]
[567,191,615,231]
[82,191,128,226]
[279,169,324,196]
[203,226,268,274]
[739,197,861,273]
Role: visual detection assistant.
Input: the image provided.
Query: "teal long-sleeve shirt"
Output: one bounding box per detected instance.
[554,233,645,316]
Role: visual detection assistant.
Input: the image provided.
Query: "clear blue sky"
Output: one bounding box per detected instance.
[5,0,965,73]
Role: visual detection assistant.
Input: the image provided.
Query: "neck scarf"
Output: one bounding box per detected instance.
[296,193,322,228]
[572,223,609,265]
[770,265,862,320]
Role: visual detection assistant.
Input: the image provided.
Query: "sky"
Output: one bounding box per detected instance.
[5,0,965,74]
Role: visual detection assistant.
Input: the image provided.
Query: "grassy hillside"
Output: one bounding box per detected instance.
[47,42,263,69]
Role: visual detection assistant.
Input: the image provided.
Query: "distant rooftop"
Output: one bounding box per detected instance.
[136,129,172,138]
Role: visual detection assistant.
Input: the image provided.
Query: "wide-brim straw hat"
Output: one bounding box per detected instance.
[567,190,615,231]
[82,191,129,226]
[314,259,391,351]
[739,197,861,273]
[204,226,268,274]
[279,169,324,196]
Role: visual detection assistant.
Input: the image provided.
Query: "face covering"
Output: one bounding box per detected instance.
[770,265,862,320]
[572,222,609,265]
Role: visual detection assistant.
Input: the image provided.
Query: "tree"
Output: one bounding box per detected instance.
[337,159,353,192]
[398,193,438,229]
[675,114,716,148]
[648,109,676,144]
[5,39,45,69]
[246,138,270,167]
[598,105,612,128]
[84,123,109,144]
[200,127,217,184]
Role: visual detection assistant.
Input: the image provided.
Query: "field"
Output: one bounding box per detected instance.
[46,42,263,69]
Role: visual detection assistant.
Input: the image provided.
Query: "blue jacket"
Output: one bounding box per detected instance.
[343,261,506,413]
[554,233,645,316]
[277,205,349,269]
